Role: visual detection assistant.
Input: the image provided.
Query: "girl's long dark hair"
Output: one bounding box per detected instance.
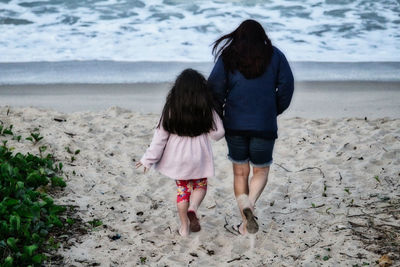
[212,19,273,79]
[160,69,217,137]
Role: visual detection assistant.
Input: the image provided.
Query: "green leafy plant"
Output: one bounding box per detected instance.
[11,136,21,142]
[25,132,43,144]
[0,129,68,266]
[88,219,103,228]
[0,124,14,136]
[323,255,331,261]
[65,147,79,163]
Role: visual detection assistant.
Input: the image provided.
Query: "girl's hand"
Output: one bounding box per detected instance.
[135,161,148,173]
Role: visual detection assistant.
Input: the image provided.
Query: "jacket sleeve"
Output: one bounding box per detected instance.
[208,110,225,141]
[207,57,227,113]
[276,51,294,115]
[140,121,170,169]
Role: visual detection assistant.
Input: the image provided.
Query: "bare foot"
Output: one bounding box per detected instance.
[238,222,247,235]
[187,210,201,232]
[178,224,189,237]
[243,208,258,234]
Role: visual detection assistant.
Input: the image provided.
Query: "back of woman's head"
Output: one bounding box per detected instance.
[160,69,216,137]
[212,19,273,79]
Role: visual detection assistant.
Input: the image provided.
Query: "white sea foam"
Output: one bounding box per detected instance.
[0,0,399,62]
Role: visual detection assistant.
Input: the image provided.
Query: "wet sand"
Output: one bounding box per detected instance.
[1,81,399,118]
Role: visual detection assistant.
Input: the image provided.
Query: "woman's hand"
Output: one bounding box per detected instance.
[135,161,148,174]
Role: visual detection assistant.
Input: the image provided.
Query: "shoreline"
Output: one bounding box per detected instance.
[1,81,399,118]
[1,61,400,85]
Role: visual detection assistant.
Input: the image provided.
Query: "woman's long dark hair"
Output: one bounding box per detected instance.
[159,69,217,137]
[212,19,273,79]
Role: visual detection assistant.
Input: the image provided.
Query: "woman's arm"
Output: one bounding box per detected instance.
[207,57,227,113]
[208,110,225,141]
[140,121,170,169]
[276,51,294,115]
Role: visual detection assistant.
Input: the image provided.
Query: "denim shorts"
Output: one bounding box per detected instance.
[225,135,275,167]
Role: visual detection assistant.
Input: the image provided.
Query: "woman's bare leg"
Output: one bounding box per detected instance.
[233,163,251,234]
[248,166,270,207]
[233,163,250,197]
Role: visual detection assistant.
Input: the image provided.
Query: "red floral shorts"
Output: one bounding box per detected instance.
[175,178,207,203]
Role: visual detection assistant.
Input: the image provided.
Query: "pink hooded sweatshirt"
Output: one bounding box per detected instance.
[140,111,225,180]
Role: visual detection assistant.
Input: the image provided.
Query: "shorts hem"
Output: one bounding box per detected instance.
[250,159,273,168]
[227,155,249,165]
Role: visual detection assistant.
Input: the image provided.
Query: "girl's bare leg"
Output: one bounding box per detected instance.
[188,188,206,213]
[187,188,206,232]
[177,201,190,237]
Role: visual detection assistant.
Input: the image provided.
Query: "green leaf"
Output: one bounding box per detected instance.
[24,244,38,257]
[31,233,40,243]
[4,256,13,267]
[1,163,13,177]
[10,215,21,232]
[32,253,45,264]
[39,228,48,236]
[7,237,18,251]
[2,197,19,207]
[16,181,24,189]
[51,176,66,187]
[323,255,331,261]
[12,135,22,142]
[74,149,80,155]
[0,240,7,249]
[31,132,43,142]
[88,219,103,228]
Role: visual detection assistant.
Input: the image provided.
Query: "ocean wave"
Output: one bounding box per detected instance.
[0,0,399,62]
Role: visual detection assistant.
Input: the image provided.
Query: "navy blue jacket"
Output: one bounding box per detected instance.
[207,46,294,139]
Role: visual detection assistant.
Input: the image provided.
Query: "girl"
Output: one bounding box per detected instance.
[136,69,224,237]
[208,20,294,235]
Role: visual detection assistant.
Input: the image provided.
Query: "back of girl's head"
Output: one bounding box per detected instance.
[212,19,273,79]
[160,69,216,137]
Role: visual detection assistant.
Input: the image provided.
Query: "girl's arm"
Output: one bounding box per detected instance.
[208,110,225,141]
[140,122,170,169]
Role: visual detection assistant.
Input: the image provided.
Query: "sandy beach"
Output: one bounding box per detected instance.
[1,102,399,266]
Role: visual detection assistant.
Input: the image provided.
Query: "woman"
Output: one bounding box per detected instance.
[207,19,294,235]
